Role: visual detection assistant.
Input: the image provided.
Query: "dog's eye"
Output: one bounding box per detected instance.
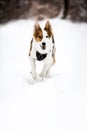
[46,36,49,38]
[38,36,42,39]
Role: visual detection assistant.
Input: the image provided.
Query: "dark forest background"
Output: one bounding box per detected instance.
[0,0,87,24]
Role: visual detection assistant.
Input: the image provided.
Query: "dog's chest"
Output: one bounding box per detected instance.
[36,51,47,61]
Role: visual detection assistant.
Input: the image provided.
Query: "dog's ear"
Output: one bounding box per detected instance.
[34,21,41,32]
[44,21,53,37]
[33,21,43,42]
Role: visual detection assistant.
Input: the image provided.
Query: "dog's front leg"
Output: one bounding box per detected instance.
[39,60,53,79]
[30,57,37,80]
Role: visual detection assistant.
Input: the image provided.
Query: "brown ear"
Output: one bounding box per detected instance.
[44,21,53,37]
[34,21,41,33]
[33,21,43,42]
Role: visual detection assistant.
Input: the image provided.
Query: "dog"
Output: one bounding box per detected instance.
[29,21,56,80]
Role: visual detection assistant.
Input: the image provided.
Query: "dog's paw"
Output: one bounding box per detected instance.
[39,72,46,80]
[32,74,37,80]
[30,72,37,80]
[39,72,44,77]
[39,70,50,77]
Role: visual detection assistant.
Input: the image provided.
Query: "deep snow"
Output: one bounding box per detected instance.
[0,18,87,130]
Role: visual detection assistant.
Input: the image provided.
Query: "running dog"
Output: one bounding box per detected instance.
[29,21,56,80]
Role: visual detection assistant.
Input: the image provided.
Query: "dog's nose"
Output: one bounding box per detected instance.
[42,42,46,46]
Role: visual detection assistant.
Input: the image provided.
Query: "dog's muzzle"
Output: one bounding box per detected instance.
[41,42,46,50]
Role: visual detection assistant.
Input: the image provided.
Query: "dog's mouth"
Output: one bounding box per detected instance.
[40,45,46,50]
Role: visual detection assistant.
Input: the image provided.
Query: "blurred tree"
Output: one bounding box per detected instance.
[0,0,31,23]
[61,0,69,19]
[0,0,87,23]
[68,0,87,22]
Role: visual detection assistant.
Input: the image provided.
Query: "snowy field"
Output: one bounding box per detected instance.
[0,18,87,130]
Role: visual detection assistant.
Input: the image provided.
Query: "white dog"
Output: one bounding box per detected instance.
[29,21,56,80]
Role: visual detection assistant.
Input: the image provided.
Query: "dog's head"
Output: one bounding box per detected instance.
[33,21,54,53]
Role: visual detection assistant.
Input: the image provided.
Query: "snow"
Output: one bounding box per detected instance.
[0,18,87,130]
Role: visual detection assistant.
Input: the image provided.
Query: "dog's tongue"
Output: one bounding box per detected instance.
[42,45,46,50]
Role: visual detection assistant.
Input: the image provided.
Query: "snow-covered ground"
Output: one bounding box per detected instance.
[0,18,87,130]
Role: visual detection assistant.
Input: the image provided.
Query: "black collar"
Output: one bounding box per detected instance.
[36,51,47,61]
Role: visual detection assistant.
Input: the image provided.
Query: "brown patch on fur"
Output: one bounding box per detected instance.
[52,56,56,65]
[33,21,43,42]
[29,38,33,56]
[34,29,43,42]
[44,21,53,37]
[52,45,56,64]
